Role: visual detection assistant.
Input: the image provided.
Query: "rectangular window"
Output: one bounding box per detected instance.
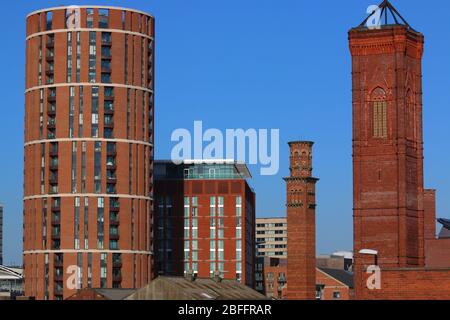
[67,32,73,82]
[100,253,107,288]
[97,198,104,249]
[74,197,80,249]
[94,142,101,193]
[373,101,387,138]
[78,86,83,137]
[84,197,89,249]
[99,9,109,28]
[91,87,99,137]
[71,141,77,192]
[89,32,96,82]
[81,141,86,193]
[86,8,94,28]
[76,32,81,82]
[69,86,75,138]
[46,11,52,30]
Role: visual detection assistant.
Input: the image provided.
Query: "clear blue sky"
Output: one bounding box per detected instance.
[1,0,449,265]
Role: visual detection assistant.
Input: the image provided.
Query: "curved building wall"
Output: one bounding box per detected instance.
[23,6,154,300]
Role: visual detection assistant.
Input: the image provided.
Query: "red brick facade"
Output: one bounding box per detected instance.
[24,6,155,300]
[284,141,318,300]
[350,3,450,299]
[316,269,353,300]
[154,161,256,288]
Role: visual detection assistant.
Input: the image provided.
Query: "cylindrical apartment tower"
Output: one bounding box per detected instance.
[23,6,154,300]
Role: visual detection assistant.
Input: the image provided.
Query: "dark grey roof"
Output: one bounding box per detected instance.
[126,276,267,300]
[318,268,354,289]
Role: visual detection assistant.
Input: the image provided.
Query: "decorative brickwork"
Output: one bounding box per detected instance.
[284,141,318,300]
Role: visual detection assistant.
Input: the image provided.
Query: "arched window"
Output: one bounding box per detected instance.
[371,88,387,138]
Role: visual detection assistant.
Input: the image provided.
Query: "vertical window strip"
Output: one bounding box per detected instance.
[76,32,81,82]
[77,252,82,289]
[81,141,86,193]
[87,252,92,288]
[67,32,72,82]
[84,197,89,249]
[91,86,99,137]
[39,89,44,139]
[71,141,77,192]
[42,198,47,249]
[78,86,83,137]
[94,141,102,193]
[89,31,96,82]
[69,86,75,138]
[40,142,45,194]
[125,35,128,84]
[38,36,42,86]
[74,197,80,249]
[97,197,104,249]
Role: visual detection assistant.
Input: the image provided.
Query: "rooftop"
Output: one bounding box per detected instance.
[353,0,414,31]
[155,159,252,180]
[126,276,267,300]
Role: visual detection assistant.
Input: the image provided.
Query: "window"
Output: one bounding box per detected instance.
[89,32,96,82]
[99,9,109,28]
[86,8,94,28]
[371,88,387,138]
[333,291,341,300]
[46,11,53,30]
[67,33,73,82]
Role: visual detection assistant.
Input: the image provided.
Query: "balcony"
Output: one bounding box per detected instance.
[47,106,56,116]
[51,217,60,226]
[107,176,117,184]
[110,218,120,226]
[113,261,122,268]
[110,233,120,241]
[49,163,58,171]
[46,40,54,48]
[104,108,114,115]
[47,120,56,130]
[46,54,54,62]
[54,273,64,282]
[104,94,114,102]
[47,95,56,103]
[112,274,122,282]
[54,259,63,268]
[45,68,54,76]
[49,148,58,157]
[51,233,60,240]
[49,175,58,185]
[106,163,116,170]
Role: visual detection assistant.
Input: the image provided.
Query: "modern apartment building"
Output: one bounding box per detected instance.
[23,6,155,300]
[256,217,287,258]
[154,160,256,288]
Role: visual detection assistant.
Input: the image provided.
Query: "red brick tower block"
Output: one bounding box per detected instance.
[284,141,318,300]
[349,2,425,298]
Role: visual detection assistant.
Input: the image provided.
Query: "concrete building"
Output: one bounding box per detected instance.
[350,0,450,299]
[0,266,24,299]
[154,160,256,288]
[284,141,318,300]
[23,6,155,300]
[256,217,287,258]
